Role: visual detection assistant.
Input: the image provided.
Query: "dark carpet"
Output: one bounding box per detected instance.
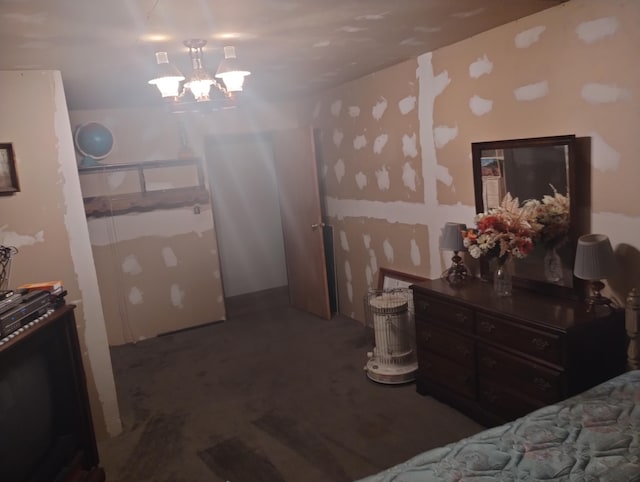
[98,287,484,482]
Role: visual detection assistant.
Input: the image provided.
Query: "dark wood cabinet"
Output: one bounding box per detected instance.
[0,305,105,481]
[412,279,626,426]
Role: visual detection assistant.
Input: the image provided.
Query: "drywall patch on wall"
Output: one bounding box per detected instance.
[399,95,417,115]
[590,131,620,172]
[129,287,143,305]
[515,25,546,48]
[334,158,346,183]
[340,230,350,251]
[331,100,342,117]
[410,239,421,266]
[375,166,390,190]
[213,270,220,279]
[108,171,126,190]
[368,248,378,275]
[122,254,142,275]
[353,134,367,150]
[355,172,368,190]
[402,133,418,158]
[170,284,185,309]
[373,134,388,154]
[344,260,353,302]
[162,246,178,267]
[402,163,417,191]
[363,234,372,249]
[372,97,388,120]
[333,128,344,147]
[434,125,459,148]
[433,70,452,96]
[0,226,44,248]
[435,164,453,187]
[348,106,361,117]
[576,16,619,44]
[383,239,394,262]
[356,12,389,21]
[87,208,214,246]
[313,40,331,48]
[365,265,373,286]
[514,81,549,101]
[469,95,493,116]
[469,55,493,78]
[581,83,631,104]
[415,26,441,34]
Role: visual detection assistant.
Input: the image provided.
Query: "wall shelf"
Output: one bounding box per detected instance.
[78,158,209,218]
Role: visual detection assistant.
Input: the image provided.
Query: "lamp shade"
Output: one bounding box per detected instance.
[441,222,467,252]
[215,46,250,92]
[573,234,617,280]
[148,52,185,98]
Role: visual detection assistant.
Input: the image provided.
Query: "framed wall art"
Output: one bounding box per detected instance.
[0,143,19,194]
[377,267,426,290]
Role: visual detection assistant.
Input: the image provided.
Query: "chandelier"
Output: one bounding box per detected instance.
[148,39,250,113]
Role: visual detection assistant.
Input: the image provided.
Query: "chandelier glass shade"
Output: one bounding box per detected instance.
[148,39,250,111]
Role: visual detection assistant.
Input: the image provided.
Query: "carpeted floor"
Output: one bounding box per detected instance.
[98,287,484,482]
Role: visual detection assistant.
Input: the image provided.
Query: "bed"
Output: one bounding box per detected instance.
[356,370,640,481]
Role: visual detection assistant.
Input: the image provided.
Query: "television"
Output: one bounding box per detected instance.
[0,305,104,482]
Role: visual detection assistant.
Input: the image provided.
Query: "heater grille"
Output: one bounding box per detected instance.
[364,288,417,384]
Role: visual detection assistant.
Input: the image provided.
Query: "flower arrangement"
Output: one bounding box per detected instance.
[462,193,537,262]
[524,186,570,249]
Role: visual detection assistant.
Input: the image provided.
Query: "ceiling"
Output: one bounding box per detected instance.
[0,0,566,111]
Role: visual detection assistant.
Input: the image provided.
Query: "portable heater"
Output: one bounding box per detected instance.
[364,288,417,384]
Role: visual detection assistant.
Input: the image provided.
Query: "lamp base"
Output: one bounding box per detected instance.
[441,254,470,288]
[586,280,616,313]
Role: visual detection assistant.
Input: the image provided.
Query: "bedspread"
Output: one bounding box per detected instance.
[357,370,640,481]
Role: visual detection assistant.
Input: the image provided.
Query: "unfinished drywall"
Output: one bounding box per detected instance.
[302,0,640,322]
[0,70,121,439]
[70,107,226,345]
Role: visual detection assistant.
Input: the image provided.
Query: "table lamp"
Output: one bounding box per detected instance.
[573,234,617,312]
[440,222,470,287]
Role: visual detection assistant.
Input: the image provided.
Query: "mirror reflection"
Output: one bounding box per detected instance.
[472,135,578,296]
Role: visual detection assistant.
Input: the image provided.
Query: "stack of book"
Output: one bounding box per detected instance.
[18,280,66,307]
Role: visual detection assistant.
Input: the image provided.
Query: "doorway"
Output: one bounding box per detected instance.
[205,133,288,299]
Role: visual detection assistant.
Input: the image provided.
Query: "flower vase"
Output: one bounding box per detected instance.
[493,256,513,297]
[543,246,563,283]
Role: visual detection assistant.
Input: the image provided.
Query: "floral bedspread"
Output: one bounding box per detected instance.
[357,371,640,482]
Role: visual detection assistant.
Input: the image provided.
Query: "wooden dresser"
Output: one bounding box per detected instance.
[411,279,626,426]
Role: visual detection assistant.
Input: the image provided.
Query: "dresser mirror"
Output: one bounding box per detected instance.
[471,135,584,299]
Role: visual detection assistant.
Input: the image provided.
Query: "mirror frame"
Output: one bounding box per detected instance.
[471,134,586,300]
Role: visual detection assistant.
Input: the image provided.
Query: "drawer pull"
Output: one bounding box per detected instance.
[531,338,550,351]
[454,312,468,324]
[456,344,471,357]
[480,356,497,368]
[533,377,552,392]
[479,321,496,334]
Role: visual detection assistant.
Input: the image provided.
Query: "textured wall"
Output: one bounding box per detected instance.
[70,107,225,345]
[0,70,121,439]
[304,0,640,322]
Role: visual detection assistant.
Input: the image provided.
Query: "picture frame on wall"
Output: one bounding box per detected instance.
[377,267,426,290]
[0,143,20,194]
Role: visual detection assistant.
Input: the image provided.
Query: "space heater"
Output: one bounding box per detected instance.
[364,288,418,384]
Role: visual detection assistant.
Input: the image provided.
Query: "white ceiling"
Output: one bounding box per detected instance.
[0,0,566,111]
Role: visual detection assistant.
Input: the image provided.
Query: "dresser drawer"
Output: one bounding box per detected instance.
[477,345,562,404]
[478,378,544,421]
[414,293,473,332]
[476,313,562,365]
[416,320,474,368]
[418,351,475,398]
